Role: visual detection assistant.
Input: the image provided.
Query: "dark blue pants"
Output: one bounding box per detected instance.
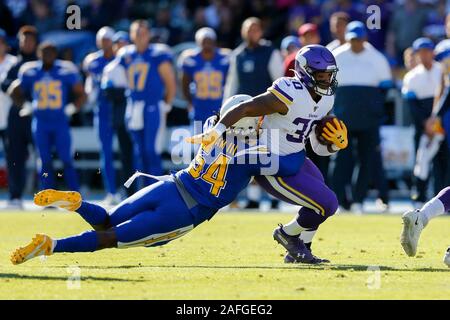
[32,119,79,191]
[5,107,32,200]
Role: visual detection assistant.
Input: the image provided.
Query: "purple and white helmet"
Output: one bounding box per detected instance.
[294,44,338,96]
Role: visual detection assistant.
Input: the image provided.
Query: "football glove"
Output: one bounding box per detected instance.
[425,116,445,137]
[185,123,226,152]
[321,118,348,150]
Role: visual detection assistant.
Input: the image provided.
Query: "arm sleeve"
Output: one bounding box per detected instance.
[268,49,284,81]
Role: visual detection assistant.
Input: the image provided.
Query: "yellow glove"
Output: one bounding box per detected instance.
[321,118,348,149]
[185,123,226,152]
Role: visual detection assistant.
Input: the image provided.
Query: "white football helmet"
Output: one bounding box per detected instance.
[220,94,259,135]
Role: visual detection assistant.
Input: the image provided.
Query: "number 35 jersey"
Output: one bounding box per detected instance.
[262,77,334,155]
[18,60,82,123]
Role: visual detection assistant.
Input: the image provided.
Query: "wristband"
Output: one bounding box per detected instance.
[213,123,227,136]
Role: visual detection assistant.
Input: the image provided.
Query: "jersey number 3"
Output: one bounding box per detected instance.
[286,117,313,143]
[188,153,231,197]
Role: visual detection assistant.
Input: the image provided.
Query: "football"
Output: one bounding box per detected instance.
[315,115,338,145]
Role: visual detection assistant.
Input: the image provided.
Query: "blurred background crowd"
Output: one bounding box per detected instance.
[0,0,449,212]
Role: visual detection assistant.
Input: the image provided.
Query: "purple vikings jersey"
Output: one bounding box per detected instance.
[179,48,230,122]
[18,60,82,123]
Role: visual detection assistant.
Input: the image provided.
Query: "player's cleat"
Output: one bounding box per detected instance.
[5,199,24,210]
[400,209,424,257]
[444,247,450,267]
[34,189,82,211]
[273,225,322,264]
[284,252,330,264]
[10,234,54,265]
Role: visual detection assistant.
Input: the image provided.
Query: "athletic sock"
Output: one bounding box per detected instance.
[76,201,109,226]
[53,231,98,253]
[420,197,445,227]
[300,229,317,246]
[282,217,307,236]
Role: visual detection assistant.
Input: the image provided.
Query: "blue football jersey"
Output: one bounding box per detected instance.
[18,60,82,122]
[179,48,230,123]
[83,50,114,106]
[177,134,305,209]
[116,43,173,105]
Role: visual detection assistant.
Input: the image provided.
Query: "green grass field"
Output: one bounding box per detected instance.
[0,210,449,299]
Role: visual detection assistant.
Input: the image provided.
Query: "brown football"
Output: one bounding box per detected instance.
[315,115,337,145]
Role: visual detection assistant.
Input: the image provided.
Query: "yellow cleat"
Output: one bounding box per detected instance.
[11,234,54,265]
[34,189,82,211]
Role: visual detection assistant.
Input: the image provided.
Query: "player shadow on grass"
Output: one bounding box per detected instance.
[46,264,450,272]
[0,273,145,282]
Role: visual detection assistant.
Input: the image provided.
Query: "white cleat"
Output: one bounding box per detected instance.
[444,247,450,267]
[400,210,424,257]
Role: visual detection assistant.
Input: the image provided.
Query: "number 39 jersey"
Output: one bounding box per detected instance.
[262,77,335,155]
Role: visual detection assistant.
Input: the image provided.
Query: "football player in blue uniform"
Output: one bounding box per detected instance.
[178,27,230,132]
[10,95,307,265]
[103,20,176,187]
[8,42,86,191]
[83,27,119,204]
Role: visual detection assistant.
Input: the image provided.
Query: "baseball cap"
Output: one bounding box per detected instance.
[412,37,434,52]
[96,26,115,43]
[435,39,450,62]
[345,21,367,41]
[112,31,130,44]
[281,35,301,51]
[298,23,318,36]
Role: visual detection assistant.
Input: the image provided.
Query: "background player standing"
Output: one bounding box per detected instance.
[103,20,176,187]
[83,27,120,205]
[0,26,38,209]
[8,42,86,191]
[178,27,230,132]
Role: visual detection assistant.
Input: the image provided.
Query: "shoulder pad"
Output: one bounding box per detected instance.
[18,61,40,77]
[151,43,172,56]
[55,60,79,74]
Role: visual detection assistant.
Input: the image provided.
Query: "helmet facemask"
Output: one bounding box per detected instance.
[295,66,338,96]
[294,45,339,96]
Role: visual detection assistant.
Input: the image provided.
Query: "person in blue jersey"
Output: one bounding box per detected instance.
[83,27,121,205]
[10,95,307,265]
[178,27,230,132]
[102,20,176,187]
[8,42,86,191]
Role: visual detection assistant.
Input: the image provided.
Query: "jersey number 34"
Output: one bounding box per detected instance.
[188,153,231,197]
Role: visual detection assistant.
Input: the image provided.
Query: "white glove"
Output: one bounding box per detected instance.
[19,101,33,117]
[64,103,78,117]
[159,101,172,113]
